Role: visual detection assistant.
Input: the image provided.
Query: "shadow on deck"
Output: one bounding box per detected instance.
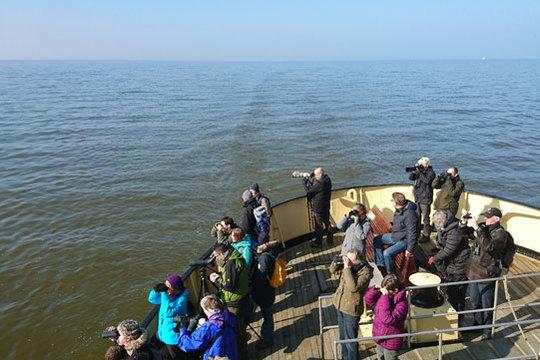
[246,234,540,359]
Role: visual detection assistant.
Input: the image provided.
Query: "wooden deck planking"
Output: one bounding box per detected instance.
[246,236,539,359]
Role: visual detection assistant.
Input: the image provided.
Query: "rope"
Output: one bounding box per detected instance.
[501,275,539,359]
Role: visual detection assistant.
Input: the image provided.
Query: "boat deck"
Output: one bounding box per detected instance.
[246,234,540,359]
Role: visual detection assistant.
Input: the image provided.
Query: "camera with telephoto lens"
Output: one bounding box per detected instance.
[405,164,425,173]
[101,328,119,340]
[291,170,311,179]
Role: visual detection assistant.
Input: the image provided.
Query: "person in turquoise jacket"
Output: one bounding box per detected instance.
[230,228,254,268]
[148,274,189,359]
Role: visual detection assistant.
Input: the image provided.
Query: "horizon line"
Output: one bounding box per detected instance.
[1,57,539,62]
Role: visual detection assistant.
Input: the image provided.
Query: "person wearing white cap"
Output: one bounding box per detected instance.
[408,157,436,242]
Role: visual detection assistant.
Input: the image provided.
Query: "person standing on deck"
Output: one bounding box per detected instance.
[147,274,189,360]
[330,249,374,360]
[301,167,332,248]
[249,183,272,218]
[428,210,471,313]
[209,243,250,360]
[432,166,464,216]
[240,190,258,241]
[211,216,237,245]
[373,192,418,275]
[408,157,436,242]
[364,274,408,360]
[463,207,515,340]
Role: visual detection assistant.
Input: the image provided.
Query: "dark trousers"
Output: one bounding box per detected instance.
[376,345,399,360]
[466,281,495,336]
[313,211,332,244]
[337,310,359,360]
[260,305,274,344]
[416,202,431,236]
[227,303,248,360]
[446,283,467,312]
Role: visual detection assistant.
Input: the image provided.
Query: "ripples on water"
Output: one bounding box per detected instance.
[0,60,539,359]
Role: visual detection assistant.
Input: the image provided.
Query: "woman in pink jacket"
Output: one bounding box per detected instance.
[364,274,408,360]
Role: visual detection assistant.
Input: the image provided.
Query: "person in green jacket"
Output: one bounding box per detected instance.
[210,243,250,360]
[330,249,374,360]
[432,166,465,216]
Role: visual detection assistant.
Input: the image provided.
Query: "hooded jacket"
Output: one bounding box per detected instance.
[467,222,513,280]
[147,289,189,345]
[241,197,258,240]
[432,174,464,215]
[330,261,373,316]
[178,310,238,360]
[230,235,254,268]
[125,331,163,360]
[216,248,250,306]
[338,217,371,255]
[364,287,408,351]
[433,214,470,281]
[409,166,436,204]
[303,174,332,214]
[390,200,419,253]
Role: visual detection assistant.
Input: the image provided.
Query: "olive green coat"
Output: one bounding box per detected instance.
[432,175,465,215]
[330,262,374,317]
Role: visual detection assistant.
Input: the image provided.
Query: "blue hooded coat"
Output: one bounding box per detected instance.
[147,289,189,345]
[178,310,238,360]
[230,235,254,268]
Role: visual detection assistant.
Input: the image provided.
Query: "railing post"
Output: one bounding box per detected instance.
[438,333,443,360]
[333,340,338,360]
[319,297,324,359]
[492,278,500,337]
[407,291,412,347]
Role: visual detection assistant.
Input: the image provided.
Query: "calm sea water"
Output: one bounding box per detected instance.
[1,60,539,359]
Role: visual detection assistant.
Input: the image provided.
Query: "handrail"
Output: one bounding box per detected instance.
[332,319,540,360]
[318,271,540,360]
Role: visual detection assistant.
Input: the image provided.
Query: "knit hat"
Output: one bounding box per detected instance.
[242,190,252,203]
[117,319,142,340]
[166,274,185,293]
[250,183,260,193]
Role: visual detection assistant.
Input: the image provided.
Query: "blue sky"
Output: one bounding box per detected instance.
[0,0,539,60]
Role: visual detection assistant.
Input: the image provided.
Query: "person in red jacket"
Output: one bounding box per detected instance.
[364,274,408,360]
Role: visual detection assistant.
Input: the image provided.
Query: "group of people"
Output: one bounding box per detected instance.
[105,161,516,360]
[300,161,515,360]
[104,183,278,360]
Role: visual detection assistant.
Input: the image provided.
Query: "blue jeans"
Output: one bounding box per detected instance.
[467,281,495,337]
[374,233,408,274]
[376,344,398,360]
[260,305,274,344]
[337,310,359,360]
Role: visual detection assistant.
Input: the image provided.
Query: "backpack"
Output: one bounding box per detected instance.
[268,254,287,288]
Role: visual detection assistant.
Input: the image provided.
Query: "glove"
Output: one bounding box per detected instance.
[153,283,168,292]
[187,318,199,333]
[428,256,435,266]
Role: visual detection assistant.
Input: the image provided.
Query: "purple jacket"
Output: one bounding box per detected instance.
[364,287,408,351]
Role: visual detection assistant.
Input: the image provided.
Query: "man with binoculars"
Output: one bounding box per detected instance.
[432,166,465,216]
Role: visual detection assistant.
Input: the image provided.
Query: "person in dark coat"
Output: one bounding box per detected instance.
[432,166,464,216]
[373,192,419,274]
[251,249,277,348]
[463,207,515,339]
[428,210,471,312]
[408,157,436,241]
[302,167,332,247]
[250,183,272,218]
[240,190,258,241]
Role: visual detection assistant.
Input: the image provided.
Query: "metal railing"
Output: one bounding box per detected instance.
[318,272,540,360]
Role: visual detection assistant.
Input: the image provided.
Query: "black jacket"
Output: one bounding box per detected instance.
[433,215,471,281]
[304,174,332,214]
[251,252,276,308]
[409,166,436,204]
[240,197,258,240]
[467,223,513,280]
[391,200,419,253]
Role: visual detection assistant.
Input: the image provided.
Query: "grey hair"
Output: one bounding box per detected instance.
[432,210,448,229]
